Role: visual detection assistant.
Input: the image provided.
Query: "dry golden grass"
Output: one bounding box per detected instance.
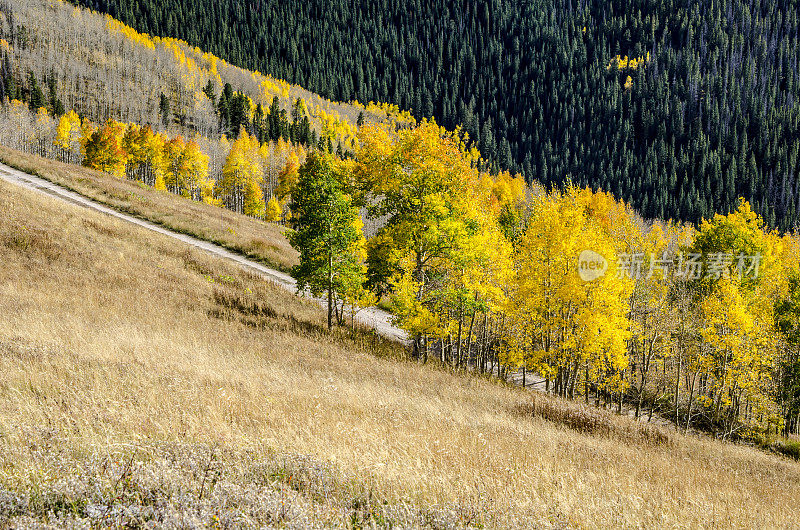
[0,145,298,271]
[2,179,800,528]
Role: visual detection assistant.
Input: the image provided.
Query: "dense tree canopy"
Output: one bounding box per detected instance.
[289,152,367,329]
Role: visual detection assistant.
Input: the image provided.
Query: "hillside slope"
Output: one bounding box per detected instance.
[0,155,405,342]
[0,0,414,236]
[0,144,298,271]
[75,0,800,229]
[2,157,800,527]
[1,0,386,141]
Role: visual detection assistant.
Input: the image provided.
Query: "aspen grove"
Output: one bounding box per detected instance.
[285,119,800,440]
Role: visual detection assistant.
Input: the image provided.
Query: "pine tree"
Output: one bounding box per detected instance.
[159,93,171,127]
[27,72,45,112]
[46,73,64,117]
[202,79,216,105]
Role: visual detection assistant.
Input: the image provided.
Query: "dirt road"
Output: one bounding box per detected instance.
[0,162,409,344]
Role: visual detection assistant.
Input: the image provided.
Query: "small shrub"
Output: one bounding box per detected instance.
[2,226,61,261]
[212,287,279,319]
[517,394,673,447]
[775,440,800,460]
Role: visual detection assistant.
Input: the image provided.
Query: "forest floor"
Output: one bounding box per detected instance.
[2,154,800,527]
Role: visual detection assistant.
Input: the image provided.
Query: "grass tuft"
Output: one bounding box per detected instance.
[518,393,674,447]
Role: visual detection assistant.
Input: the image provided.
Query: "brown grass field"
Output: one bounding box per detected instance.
[2,170,800,527]
[0,145,298,272]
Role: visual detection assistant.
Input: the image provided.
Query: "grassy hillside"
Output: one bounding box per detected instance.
[2,164,800,527]
[0,0,411,236]
[0,144,298,271]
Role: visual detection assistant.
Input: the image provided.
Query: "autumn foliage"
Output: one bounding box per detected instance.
[330,120,800,439]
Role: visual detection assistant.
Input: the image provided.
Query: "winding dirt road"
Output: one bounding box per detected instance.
[0,162,408,344]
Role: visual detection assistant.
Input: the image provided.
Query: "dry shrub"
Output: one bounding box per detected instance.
[2,225,61,262]
[518,393,674,447]
[0,439,490,529]
[213,287,280,321]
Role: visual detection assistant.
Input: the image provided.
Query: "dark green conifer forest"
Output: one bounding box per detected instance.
[72,0,800,229]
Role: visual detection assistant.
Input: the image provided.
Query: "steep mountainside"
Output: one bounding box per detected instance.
[0,0,393,152]
[73,0,800,228]
[0,0,411,228]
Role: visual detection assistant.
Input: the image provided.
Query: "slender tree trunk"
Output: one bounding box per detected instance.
[568,362,579,399]
[465,303,478,370]
[648,385,656,422]
[674,353,682,427]
[327,249,333,330]
[686,371,697,433]
[584,364,590,404]
[455,316,463,368]
[481,314,490,373]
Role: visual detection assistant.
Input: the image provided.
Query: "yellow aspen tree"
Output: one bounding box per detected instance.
[700,279,762,436]
[183,140,213,201]
[450,199,514,369]
[122,123,145,180]
[219,134,230,154]
[258,141,272,192]
[83,119,127,177]
[143,129,167,189]
[217,130,264,215]
[79,117,96,158]
[681,202,774,428]
[243,178,266,218]
[159,136,212,200]
[355,120,482,358]
[689,199,787,435]
[162,135,188,194]
[274,150,301,201]
[265,196,282,222]
[504,187,632,398]
[624,75,633,90]
[54,110,82,163]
